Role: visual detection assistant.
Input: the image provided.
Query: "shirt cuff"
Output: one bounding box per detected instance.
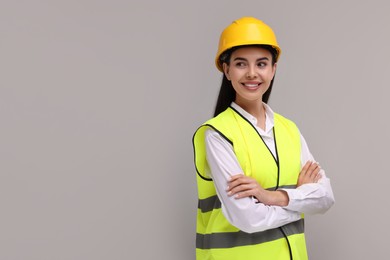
[280,184,325,211]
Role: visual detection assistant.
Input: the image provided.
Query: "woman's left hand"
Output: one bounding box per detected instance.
[227,174,264,201]
[227,174,289,206]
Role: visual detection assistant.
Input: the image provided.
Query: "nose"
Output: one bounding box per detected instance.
[246,64,257,79]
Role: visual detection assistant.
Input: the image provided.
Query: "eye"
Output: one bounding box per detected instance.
[233,61,247,68]
[257,62,267,67]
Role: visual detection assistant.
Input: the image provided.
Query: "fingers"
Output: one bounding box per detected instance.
[232,189,257,199]
[227,182,255,195]
[226,174,259,198]
[308,161,320,179]
[301,161,319,175]
[228,175,251,189]
[229,174,246,183]
[301,160,312,175]
[298,161,322,186]
[227,175,253,192]
[314,172,322,182]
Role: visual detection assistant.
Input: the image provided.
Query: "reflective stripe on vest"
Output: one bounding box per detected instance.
[192,107,307,260]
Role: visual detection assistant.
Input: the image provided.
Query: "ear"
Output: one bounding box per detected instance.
[271,62,277,78]
[222,63,231,81]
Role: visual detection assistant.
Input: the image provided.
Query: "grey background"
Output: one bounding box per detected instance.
[1,0,389,259]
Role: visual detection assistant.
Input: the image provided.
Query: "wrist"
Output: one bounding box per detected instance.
[257,189,289,207]
[275,190,289,207]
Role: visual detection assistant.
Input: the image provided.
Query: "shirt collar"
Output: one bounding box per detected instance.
[231,102,275,133]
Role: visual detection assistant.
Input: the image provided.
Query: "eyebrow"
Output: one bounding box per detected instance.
[233,57,270,62]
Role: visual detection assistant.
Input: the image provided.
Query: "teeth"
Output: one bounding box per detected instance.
[244,84,258,87]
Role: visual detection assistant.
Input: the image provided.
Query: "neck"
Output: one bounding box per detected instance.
[235,99,266,130]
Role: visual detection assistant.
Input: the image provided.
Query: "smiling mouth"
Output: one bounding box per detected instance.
[242,83,261,89]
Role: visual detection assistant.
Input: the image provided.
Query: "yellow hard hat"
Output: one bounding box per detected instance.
[215,17,281,72]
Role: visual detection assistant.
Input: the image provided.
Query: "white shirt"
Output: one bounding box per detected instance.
[205,102,335,233]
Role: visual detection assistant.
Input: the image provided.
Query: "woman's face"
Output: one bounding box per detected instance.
[223,46,276,105]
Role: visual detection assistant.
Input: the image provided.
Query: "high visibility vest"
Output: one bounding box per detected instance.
[192,107,308,260]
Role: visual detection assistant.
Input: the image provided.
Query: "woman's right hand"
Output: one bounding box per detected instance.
[297,161,322,187]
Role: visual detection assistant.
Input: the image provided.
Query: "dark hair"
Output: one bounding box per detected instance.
[213,45,278,117]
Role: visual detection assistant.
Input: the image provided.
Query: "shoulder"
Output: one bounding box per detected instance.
[274,112,299,129]
[195,108,235,132]
[273,112,302,142]
[193,108,236,144]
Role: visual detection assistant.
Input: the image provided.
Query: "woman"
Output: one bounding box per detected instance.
[192,17,335,260]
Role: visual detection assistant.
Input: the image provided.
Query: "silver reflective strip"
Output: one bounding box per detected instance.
[198,185,296,213]
[198,196,221,213]
[196,219,304,249]
[278,185,296,189]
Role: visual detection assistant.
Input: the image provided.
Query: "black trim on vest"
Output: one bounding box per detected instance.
[229,106,292,260]
[192,124,233,181]
[229,106,280,172]
[280,226,294,260]
[203,124,233,146]
[272,127,281,190]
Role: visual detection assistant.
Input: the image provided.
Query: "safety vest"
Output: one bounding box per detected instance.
[192,106,308,260]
